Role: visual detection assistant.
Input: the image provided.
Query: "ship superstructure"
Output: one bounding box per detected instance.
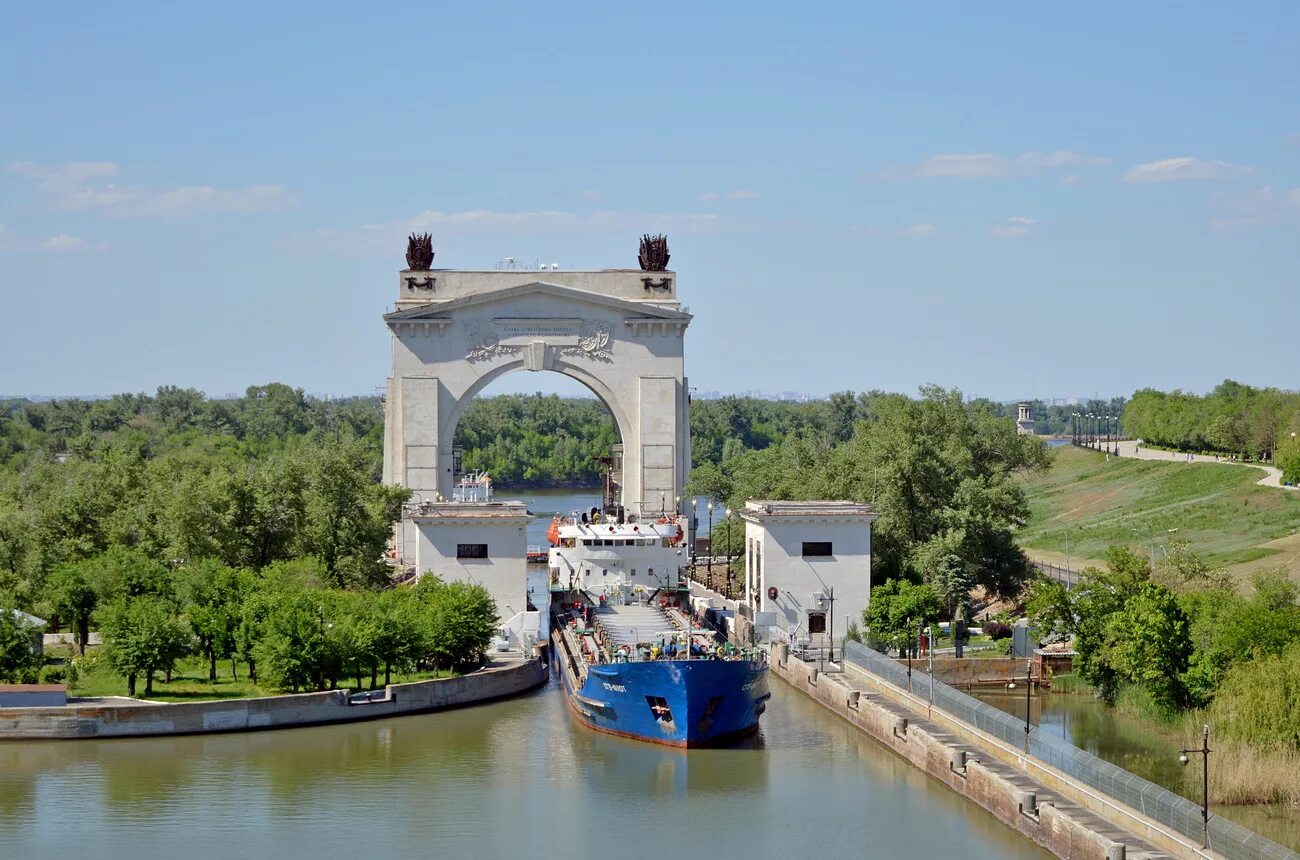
[548,515,769,747]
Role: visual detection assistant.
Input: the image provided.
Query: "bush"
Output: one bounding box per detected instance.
[40,666,66,684]
[983,621,1012,640]
[1209,643,1300,751]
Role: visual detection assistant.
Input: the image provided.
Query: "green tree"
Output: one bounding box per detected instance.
[100,597,192,696]
[1026,546,1153,702]
[176,559,242,682]
[417,577,498,670]
[46,560,99,655]
[1208,642,1300,751]
[0,600,43,683]
[863,579,941,654]
[1100,583,1192,712]
[253,590,328,693]
[298,438,408,588]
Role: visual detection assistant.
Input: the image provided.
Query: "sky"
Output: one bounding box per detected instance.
[1,2,1297,402]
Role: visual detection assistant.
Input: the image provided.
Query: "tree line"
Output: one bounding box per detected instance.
[15,549,496,694]
[687,386,1053,602]
[1123,380,1300,478]
[0,384,494,692]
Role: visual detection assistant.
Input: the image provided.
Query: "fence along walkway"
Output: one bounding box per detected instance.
[842,640,1298,860]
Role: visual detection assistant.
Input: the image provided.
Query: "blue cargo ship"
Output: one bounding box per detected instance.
[547,515,769,747]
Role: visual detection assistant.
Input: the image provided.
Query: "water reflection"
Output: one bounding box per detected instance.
[0,678,1049,859]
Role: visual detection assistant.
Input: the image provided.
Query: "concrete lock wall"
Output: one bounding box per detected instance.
[0,659,547,741]
[768,650,1210,860]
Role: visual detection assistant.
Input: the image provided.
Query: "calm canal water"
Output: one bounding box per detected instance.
[973,688,1300,851]
[0,677,1050,859]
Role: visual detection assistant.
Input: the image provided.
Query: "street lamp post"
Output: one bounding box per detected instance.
[927,623,935,714]
[905,617,913,690]
[690,497,698,573]
[1180,725,1213,849]
[706,502,714,587]
[1007,661,1032,747]
[724,508,733,597]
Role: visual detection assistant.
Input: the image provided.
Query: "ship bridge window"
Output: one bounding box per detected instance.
[646,696,673,723]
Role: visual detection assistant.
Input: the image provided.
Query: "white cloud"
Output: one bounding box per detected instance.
[1123,156,1253,183]
[38,234,106,252]
[1018,150,1111,168]
[1059,174,1079,186]
[914,154,1011,178]
[0,228,107,253]
[1208,185,1300,230]
[852,223,937,238]
[7,160,295,217]
[698,190,759,201]
[908,150,1109,179]
[989,216,1037,239]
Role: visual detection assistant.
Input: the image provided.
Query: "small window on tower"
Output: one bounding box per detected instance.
[802,542,833,557]
[457,543,489,559]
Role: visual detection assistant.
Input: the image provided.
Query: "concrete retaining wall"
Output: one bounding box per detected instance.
[899,657,1029,686]
[771,650,1205,860]
[0,658,548,740]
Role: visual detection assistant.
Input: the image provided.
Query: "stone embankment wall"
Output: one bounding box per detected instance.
[896,657,1073,687]
[0,658,548,740]
[770,649,1211,860]
[897,657,1033,686]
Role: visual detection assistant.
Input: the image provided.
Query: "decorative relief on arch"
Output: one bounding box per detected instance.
[465,322,522,363]
[559,323,613,361]
[464,319,613,363]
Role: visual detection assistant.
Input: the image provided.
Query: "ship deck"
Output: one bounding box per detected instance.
[593,602,719,655]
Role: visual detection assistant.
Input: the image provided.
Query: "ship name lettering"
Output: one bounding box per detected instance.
[602,682,627,693]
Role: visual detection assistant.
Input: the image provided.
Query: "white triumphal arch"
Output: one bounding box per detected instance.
[382,266,693,567]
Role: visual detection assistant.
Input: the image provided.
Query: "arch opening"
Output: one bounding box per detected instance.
[448,366,629,517]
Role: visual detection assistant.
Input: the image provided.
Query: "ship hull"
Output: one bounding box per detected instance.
[558,655,769,748]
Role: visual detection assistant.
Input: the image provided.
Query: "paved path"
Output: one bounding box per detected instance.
[1096,439,1299,491]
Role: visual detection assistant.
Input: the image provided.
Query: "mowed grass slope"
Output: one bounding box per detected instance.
[1017,446,1300,579]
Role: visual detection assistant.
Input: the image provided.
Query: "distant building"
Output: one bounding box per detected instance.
[1016,402,1036,435]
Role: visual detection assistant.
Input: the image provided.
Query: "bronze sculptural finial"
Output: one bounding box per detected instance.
[638,234,670,271]
[406,233,434,270]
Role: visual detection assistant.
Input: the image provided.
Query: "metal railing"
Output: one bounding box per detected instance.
[842,640,1298,860]
[1031,560,1079,589]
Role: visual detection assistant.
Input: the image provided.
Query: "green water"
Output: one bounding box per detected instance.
[0,678,1050,859]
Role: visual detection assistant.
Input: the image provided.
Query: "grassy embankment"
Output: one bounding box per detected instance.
[50,646,452,702]
[1018,448,1300,805]
[1017,445,1300,583]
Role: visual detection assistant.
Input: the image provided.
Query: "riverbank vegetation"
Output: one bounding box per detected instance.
[0,385,499,697]
[1028,546,1300,805]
